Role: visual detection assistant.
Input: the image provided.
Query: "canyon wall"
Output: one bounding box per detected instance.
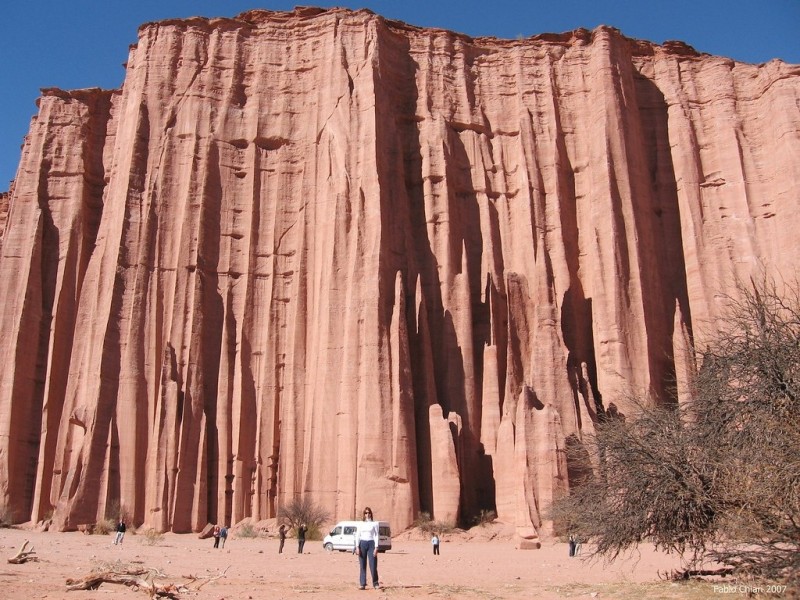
[0,7,798,536]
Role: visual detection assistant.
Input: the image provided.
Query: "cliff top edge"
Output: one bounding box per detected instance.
[135,6,709,61]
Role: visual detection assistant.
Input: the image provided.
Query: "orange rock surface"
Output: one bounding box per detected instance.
[0,7,798,534]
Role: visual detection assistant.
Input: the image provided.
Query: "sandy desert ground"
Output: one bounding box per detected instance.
[0,524,753,599]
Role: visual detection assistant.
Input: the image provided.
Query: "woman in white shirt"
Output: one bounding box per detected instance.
[355,506,380,589]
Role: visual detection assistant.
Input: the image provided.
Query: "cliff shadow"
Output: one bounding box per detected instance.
[372,24,437,518]
[632,72,694,404]
[198,141,225,526]
[373,23,495,523]
[564,433,592,489]
[30,93,112,523]
[171,139,225,531]
[562,290,603,423]
[549,104,605,425]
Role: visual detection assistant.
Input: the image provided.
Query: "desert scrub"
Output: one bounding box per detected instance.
[236,523,261,538]
[304,523,324,541]
[413,512,456,534]
[104,499,130,523]
[0,506,15,528]
[276,496,330,536]
[413,512,434,532]
[474,510,497,527]
[92,518,116,535]
[432,520,457,534]
[139,528,164,545]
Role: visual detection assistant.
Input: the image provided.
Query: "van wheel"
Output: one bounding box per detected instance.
[324,543,333,552]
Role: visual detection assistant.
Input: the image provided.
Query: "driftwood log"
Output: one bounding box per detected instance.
[66,567,182,599]
[7,540,38,564]
[65,562,229,598]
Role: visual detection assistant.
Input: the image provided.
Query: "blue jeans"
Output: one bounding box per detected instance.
[358,540,379,588]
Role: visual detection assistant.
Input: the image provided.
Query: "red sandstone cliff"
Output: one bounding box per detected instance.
[0,7,798,536]
[0,190,9,249]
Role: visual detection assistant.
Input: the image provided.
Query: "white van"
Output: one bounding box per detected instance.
[323,520,392,553]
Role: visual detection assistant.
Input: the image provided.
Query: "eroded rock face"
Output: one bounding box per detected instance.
[0,7,798,533]
[0,191,9,250]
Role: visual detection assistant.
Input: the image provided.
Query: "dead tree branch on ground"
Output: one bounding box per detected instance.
[65,561,230,598]
[7,540,38,564]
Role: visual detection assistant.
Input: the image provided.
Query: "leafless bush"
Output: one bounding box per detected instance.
[235,523,261,539]
[0,506,15,528]
[413,511,457,534]
[104,499,130,523]
[473,510,497,528]
[413,511,433,530]
[92,518,116,536]
[693,279,800,584]
[551,278,800,585]
[276,496,330,540]
[551,401,717,564]
[139,528,164,546]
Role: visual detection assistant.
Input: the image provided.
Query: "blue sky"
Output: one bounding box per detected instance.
[1,1,798,189]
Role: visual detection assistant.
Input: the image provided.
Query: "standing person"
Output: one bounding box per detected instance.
[431,532,440,555]
[568,534,576,557]
[113,518,126,545]
[212,524,221,549]
[219,525,228,549]
[278,524,287,553]
[297,523,308,554]
[355,506,380,590]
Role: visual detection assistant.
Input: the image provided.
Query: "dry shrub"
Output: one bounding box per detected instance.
[277,497,330,541]
[474,510,497,527]
[139,528,164,546]
[236,523,260,539]
[413,511,456,534]
[92,518,116,536]
[551,278,800,585]
[104,499,130,523]
[0,506,15,528]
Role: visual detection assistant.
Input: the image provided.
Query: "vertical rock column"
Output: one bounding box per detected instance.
[0,89,113,524]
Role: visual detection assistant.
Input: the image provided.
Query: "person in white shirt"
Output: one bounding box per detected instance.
[355,506,380,589]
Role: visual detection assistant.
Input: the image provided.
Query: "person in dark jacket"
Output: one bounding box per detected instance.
[219,525,228,548]
[113,519,126,545]
[278,524,287,553]
[297,523,307,554]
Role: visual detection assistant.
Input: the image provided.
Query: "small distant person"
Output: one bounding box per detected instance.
[431,532,440,555]
[212,524,221,549]
[219,525,228,548]
[355,506,380,590]
[297,523,308,554]
[278,524,287,553]
[113,518,126,545]
[568,534,577,557]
